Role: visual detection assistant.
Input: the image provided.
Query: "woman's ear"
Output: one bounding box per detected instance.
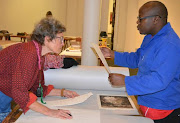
[44,36,50,42]
[44,36,48,46]
[45,36,56,44]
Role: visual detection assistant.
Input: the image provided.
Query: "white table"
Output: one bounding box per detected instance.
[60,47,81,58]
[16,90,153,123]
[16,66,153,123]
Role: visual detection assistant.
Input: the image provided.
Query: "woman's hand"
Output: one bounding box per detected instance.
[29,101,73,119]
[48,109,72,119]
[47,88,79,98]
[63,90,79,98]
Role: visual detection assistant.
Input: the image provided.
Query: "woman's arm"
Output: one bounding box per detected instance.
[47,88,79,98]
[29,101,72,119]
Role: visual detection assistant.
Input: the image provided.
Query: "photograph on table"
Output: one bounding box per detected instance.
[97,94,136,110]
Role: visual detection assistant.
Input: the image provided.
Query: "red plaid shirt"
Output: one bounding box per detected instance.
[0,41,55,113]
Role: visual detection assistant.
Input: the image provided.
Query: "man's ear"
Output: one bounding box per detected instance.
[153,16,159,24]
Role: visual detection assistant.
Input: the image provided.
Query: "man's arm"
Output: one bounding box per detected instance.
[125,43,180,95]
[100,46,141,68]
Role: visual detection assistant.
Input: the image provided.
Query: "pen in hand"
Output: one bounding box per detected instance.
[68,113,72,116]
[58,109,72,117]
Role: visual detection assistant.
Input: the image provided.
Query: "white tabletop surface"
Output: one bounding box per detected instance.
[16,90,153,123]
[60,47,81,57]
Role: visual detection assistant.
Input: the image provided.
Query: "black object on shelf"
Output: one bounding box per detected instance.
[100,31,107,38]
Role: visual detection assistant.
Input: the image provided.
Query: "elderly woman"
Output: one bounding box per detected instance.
[0,18,79,122]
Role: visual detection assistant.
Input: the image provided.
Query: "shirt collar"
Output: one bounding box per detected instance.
[142,23,171,47]
[153,22,171,37]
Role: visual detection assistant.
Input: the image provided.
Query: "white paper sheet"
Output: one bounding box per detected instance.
[15,108,100,123]
[66,47,81,52]
[44,65,129,91]
[42,92,93,106]
[91,43,111,73]
[60,49,81,57]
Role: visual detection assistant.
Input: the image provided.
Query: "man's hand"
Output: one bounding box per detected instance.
[108,73,125,87]
[100,47,114,58]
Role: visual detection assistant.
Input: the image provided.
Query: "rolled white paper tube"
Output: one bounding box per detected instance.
[44,65,129,91]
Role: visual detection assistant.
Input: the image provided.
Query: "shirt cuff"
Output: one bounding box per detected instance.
[45,85,54,96]
[24,92,37,113]
[24,85,54,113]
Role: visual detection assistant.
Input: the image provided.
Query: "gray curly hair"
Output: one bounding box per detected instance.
[31,18,66,45]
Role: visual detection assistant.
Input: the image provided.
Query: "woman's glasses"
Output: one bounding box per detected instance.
[55,36,64,44]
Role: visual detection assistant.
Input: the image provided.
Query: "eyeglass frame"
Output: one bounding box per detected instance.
[55,36,64,44]
[137,15,162,22]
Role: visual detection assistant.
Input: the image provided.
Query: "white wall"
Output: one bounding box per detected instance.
[66,0,84,37]
[0,0,84,38]
[114,0,138,52]
[100,0,110,33]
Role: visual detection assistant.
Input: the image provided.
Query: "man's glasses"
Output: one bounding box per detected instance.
[137,15,162,22]
[55,36,64,43]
